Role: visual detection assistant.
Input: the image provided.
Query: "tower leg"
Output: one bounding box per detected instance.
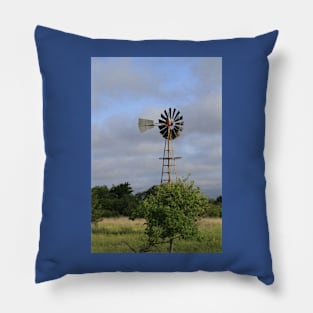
[161,139,167,184]
[160,128,178,185]
[167,128,171,185]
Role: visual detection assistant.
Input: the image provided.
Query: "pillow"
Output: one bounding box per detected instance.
[35,25,278,285]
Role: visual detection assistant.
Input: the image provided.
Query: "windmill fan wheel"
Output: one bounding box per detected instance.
[158,108,184,140]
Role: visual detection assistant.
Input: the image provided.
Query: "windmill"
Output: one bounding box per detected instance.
[138,108,184,185]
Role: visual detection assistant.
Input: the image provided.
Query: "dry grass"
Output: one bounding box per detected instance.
[97,217,221,226]
[197,217,222,226]
[92,217,222,253]
[96,217,146,226]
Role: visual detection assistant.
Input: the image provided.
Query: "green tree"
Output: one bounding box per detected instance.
[130,179,207,253]
[135,185,158,204]
[92,185,110,209]
[110,182,133,198]
[91,185,111,222]
[214,195,222,205]
[91,183,138,220]
[109,182,137,216]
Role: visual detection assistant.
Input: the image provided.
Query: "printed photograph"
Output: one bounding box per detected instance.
[91,57,222,253]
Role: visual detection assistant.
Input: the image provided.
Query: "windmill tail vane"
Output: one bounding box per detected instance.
[138,118,154,133]
[138,108,184,185]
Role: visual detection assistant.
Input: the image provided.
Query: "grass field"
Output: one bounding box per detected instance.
[91,217,222,253]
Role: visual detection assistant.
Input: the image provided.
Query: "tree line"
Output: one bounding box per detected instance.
[92,182,222,222]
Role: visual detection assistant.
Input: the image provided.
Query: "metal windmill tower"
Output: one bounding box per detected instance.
[138,108,184,185]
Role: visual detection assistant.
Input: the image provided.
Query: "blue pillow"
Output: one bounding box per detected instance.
[35,25,278,285]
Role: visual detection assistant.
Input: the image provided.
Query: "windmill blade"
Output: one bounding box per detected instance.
[174,110,180,121]
[171,127,178,139]
[173,125,180,133]
[175,115,183,122]
[175,122,184,127]
[173,125,182,136]
[138,118,155,133]
[158,124,167,131]
[164,109,169,119]
[158,119,167,125]
[161,113,167,121]
[160,127,168,138]
[169,108,172,119]
[172,108,176,119]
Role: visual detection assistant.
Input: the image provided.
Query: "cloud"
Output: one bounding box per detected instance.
[91,57,222,198]
[92,58,162,110]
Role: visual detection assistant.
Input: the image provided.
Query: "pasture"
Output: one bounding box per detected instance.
[91,217,222,253]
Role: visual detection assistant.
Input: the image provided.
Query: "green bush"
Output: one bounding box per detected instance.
[202,203,222,218]
[130,179,208,252]
[91,183,138,221]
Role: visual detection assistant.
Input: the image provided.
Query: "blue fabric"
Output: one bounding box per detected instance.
[35,25,278,285]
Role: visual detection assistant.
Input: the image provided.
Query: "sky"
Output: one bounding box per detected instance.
[91,57,222,198]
